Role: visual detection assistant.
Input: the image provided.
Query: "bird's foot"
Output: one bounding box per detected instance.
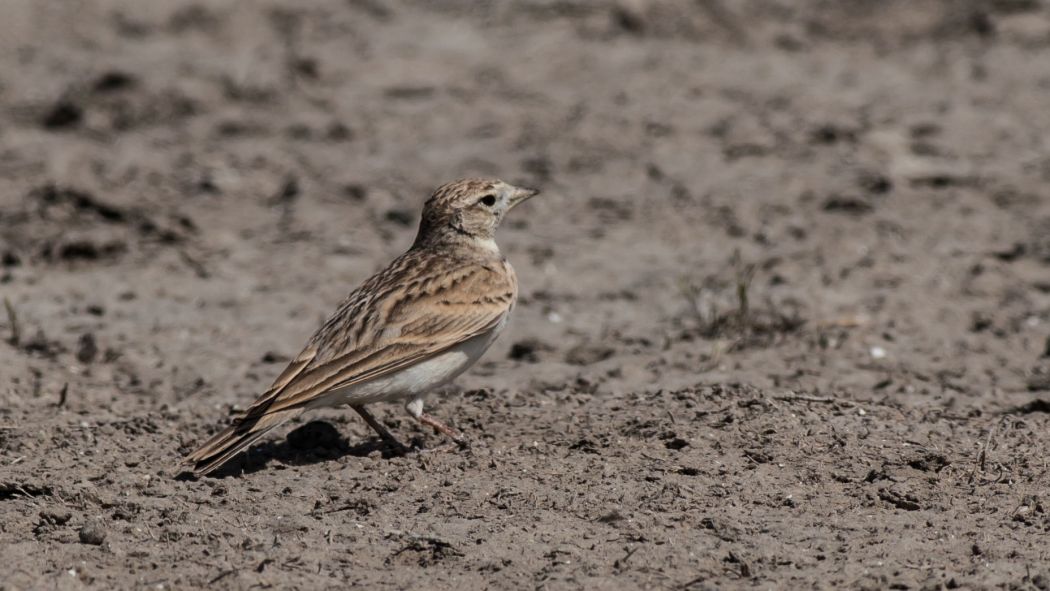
[417,413,469,449]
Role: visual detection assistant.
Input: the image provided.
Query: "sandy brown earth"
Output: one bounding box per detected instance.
[2,1,1050,589]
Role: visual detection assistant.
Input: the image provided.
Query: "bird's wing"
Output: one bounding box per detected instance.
[238,257,516,418]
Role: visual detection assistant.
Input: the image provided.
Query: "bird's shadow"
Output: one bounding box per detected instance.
[184,420,422,479]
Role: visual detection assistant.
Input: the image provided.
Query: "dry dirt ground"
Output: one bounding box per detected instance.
[2,1,1050,589]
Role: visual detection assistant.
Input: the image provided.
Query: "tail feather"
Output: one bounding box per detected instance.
[182,409,302,475]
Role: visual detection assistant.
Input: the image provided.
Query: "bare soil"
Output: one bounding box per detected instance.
[2,1,1050,589]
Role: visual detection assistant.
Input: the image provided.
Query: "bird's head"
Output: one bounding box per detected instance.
[415,178,540,247]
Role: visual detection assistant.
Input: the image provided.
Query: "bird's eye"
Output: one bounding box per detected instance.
[479,195,497,207]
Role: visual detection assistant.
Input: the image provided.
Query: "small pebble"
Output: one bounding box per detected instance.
[79,523,106,545]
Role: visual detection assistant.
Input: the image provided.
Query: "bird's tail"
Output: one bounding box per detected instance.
[182,408,302,475]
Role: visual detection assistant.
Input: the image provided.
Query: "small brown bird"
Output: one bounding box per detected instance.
[183,178,539,475]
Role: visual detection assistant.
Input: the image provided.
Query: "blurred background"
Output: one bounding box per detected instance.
[2,1,1049,589]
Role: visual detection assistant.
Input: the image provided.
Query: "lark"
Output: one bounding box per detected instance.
[183,178,539,475]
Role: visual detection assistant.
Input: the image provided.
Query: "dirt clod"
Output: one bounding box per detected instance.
[78,523,106,545]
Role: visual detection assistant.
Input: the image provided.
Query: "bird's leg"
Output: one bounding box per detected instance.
[351,405,410,454]
[417,413,468,446]
[405,397,468,449]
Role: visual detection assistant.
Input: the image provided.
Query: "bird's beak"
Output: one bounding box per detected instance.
[508,186,541,209]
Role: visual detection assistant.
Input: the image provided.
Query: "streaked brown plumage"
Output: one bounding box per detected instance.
[183,178,539,475]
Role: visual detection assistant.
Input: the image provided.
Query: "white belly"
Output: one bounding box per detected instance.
[306,320,504,409]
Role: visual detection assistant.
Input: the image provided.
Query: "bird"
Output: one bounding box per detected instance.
[182,178,540,475]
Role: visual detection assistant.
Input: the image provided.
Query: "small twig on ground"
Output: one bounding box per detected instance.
[724,550,752,578]
[56,383,68,408]
[385,529,462,559]
[680,571,717,589]
[731,249,755,326]
[679,280,713,328]
[208,569,238,585]
[178,249,210,279]
[815,315,870,329]
[969,417,1005,486]
[614,546,638,569]
[384,529,453,546]
[3,297,19,346]
[772,393,857,407]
